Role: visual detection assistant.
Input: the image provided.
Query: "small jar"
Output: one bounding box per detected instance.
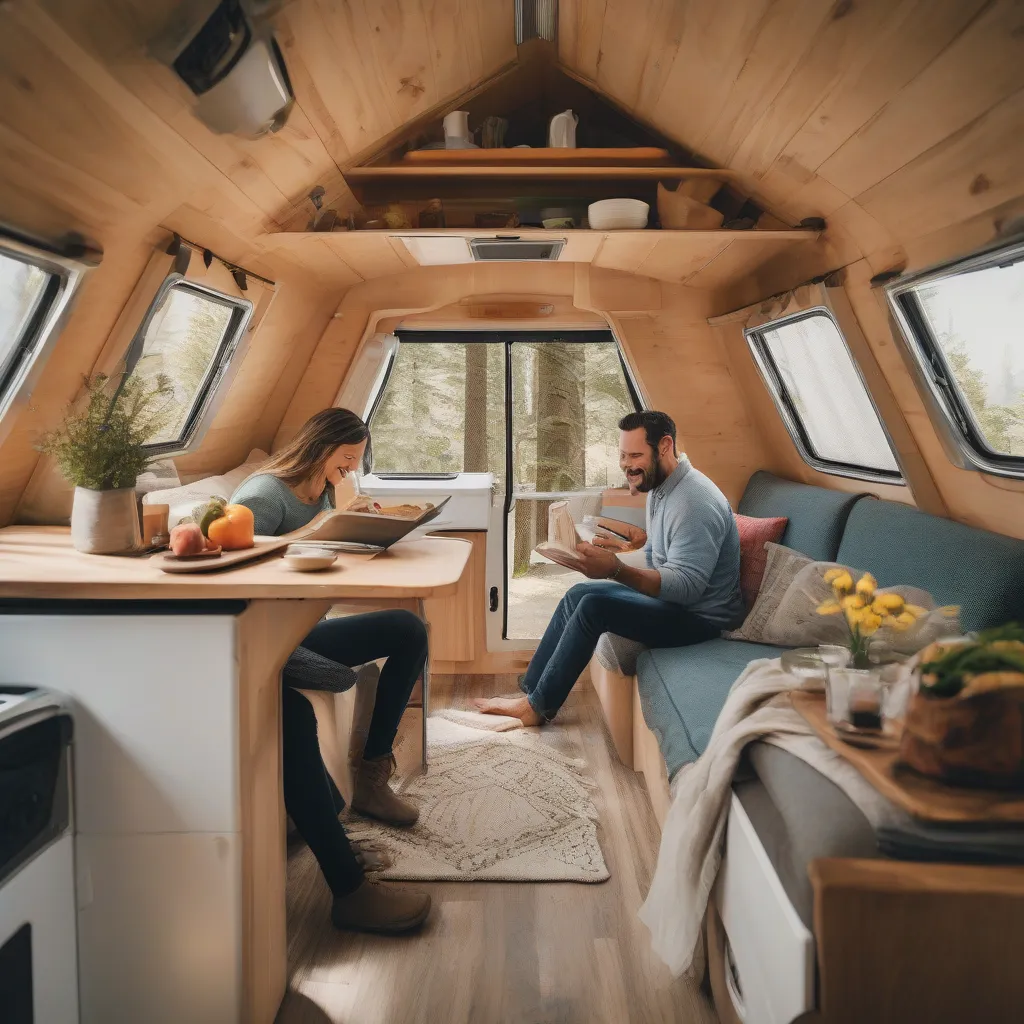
[419,199,446,228]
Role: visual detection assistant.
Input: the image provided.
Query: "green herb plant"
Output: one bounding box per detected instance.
[38,372,175,491]
[919,623,1024,698]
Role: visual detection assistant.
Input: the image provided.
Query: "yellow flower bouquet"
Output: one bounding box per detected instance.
[815,569,950,668]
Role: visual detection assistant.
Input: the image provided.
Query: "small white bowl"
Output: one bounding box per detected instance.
[283,547,338,572]
[587,198,649,230]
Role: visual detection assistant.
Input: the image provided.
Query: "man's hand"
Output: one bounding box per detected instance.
[573,541,619,579]
[595,518,647,549]
[591,534,632,552]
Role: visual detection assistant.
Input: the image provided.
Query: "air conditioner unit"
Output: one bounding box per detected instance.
[469,238,565,261]
[151,0,294,137]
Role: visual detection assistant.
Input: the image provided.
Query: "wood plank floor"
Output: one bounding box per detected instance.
[275,674,718,1024]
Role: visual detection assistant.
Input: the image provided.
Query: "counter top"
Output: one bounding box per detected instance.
[0,527,471,601]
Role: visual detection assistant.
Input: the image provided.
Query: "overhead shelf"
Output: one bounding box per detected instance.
[342,164,739,204]
[261,228,821,290]
[398,147,675,166]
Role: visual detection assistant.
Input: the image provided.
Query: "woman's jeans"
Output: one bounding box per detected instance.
[282,609,427,896]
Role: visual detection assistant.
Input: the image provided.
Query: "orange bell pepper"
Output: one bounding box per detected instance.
[206,503,255,550]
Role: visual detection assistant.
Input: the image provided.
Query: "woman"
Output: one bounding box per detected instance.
[231,408,431,934]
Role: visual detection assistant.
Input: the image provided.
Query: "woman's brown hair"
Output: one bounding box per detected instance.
[256,408,371,503]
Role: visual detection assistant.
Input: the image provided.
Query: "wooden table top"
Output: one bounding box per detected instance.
[0,527,472,601]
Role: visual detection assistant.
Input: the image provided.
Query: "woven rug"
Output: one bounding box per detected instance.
[345,710,609,883]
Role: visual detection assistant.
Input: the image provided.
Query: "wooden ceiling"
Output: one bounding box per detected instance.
[0,0,516,270]
[2,0,1021,285]
[557,0,1024,270]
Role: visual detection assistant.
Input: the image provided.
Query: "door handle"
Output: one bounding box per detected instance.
[489,586,499,612]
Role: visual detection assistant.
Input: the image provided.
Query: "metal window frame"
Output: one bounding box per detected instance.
[133,273,253,457]
[0,236,93,439]
[886,238,1024,480]
[744,306,904,485]
[364,328,644,641]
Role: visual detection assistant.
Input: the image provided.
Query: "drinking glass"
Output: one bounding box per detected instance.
[826,667,881,725]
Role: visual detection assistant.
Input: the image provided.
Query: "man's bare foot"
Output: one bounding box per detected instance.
[472,695,543,727]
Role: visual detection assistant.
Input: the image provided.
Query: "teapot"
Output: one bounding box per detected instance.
[548,109,578,148]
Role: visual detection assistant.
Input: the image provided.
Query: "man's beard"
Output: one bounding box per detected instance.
[625,457,666,494]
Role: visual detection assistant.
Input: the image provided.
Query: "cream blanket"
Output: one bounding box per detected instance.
[638,657,908,977]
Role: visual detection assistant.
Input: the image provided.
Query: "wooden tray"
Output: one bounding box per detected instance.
[157,536,291,574]
[791,690,1024,824]
[154,499,449,574]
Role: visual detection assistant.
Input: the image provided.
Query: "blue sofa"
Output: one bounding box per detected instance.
[635,470,1024,781]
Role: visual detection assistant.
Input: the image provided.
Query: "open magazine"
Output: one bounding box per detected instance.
[534,501,636,571]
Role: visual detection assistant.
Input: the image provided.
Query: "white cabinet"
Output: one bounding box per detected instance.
[359,472,493,533]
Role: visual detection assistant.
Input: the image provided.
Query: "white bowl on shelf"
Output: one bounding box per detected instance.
[587,199,649,230]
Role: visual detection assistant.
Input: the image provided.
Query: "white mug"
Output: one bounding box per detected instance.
[443,110,471,143]
[548,109,578,148]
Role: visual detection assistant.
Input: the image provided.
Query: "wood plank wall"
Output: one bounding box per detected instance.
[275,262,767,506]
[558,0,1024,289]
[0,0,514,524]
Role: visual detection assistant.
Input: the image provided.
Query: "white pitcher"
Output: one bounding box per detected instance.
[443,110,473,149]
[548,109,578,148]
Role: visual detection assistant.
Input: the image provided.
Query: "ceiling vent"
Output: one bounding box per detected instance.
[515,0,558,44]
[469,238,565,262]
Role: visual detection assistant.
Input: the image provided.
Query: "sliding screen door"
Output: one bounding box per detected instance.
[505,336,639,640]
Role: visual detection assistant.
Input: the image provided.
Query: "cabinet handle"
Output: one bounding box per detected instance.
[489,586,499,612]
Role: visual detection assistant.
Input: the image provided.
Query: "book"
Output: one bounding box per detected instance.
[534,501,587,569]
[301,496,451,548]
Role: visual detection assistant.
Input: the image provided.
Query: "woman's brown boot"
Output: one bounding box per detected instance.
[351,754,420,826]
[331,880,430,933]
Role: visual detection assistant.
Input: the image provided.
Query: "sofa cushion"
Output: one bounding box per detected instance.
[836,498,1024,633]
[735,513,789,611]
[738,471,864,561]
[595,633,647,676]
[636,638,787,779]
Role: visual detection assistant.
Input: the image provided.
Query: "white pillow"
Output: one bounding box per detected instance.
[143,449,268,526]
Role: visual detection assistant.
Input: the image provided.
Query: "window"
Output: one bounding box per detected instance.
[888,242,1024,477]
[0,240,84,424]
[368,339,507,484]
[746,309,902,482]
[367,330,642,641]
[129,276,251,454]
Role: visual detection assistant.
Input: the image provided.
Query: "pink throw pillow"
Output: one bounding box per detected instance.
[734,513,789,611]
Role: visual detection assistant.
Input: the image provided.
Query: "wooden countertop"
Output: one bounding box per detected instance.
[0,528,472,601]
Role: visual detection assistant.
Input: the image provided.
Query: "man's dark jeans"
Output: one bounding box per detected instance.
[520,581,718,721]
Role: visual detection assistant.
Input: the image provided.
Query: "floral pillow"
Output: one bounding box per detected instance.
[725,542,812,643]
[731,554,960,656]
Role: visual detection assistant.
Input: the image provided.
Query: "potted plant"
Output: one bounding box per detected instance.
[901,625,1024,789]
[39,372,174,553]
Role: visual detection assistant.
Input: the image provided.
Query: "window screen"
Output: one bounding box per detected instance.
[510,339,638,492]
[368,340,506,485]
[131,277,251,453]
[747,310,901,481]
[0,247,64,418]
[888,246,1024,475]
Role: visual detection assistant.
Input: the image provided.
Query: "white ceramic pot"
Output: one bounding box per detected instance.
[71,486,141,554]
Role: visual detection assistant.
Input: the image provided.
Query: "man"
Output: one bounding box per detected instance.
[475,410,744,726]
